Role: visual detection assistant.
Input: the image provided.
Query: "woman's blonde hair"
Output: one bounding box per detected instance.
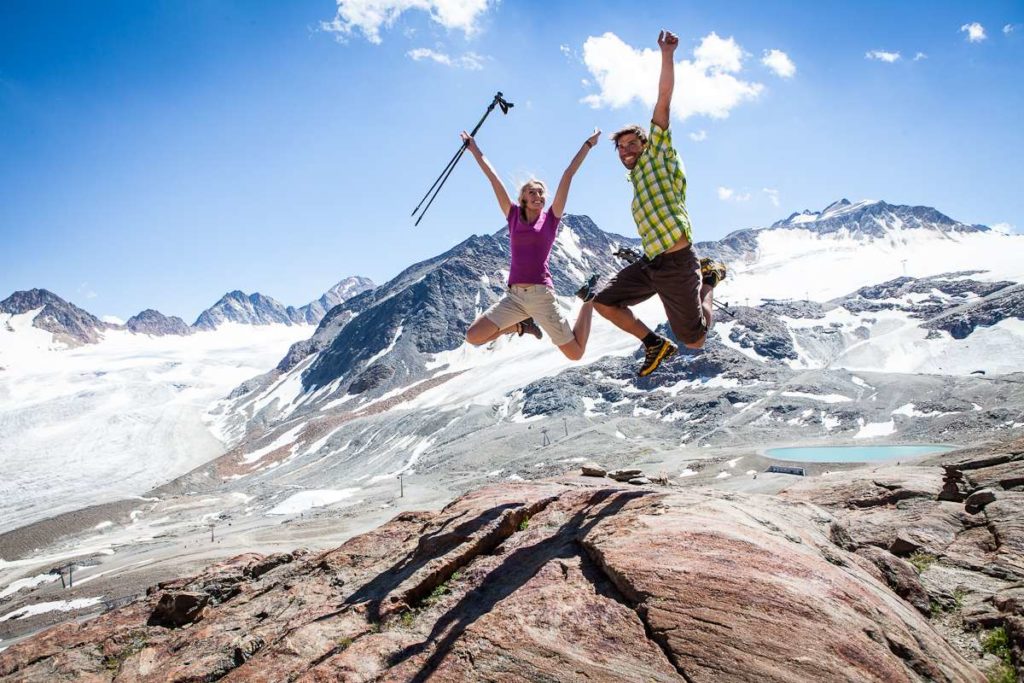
[517,178,548,220]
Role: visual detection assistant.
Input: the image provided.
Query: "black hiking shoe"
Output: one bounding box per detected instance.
[575,274,600,302]
[517,318,543,339]
[699,258,727,288]
[638,337,678,377]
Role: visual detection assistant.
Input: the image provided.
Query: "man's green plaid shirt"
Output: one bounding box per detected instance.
[629,122,693,258]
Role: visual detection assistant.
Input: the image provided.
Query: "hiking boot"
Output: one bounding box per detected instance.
[575,274,600,302]
[699,258,727,288]
[517,318,543,339]
[638,336,678,377]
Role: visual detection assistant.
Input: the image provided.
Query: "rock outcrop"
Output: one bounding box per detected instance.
[0,482,985,682]
[781,437,1024,678]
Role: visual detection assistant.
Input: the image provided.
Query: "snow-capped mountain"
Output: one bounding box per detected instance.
[771,198,986,234]
[295,276,376,324]
[700,198,991,267]
[193,291,308,330]
[0,289,109,347]
[193,278,376,330]
[125,309,194,337]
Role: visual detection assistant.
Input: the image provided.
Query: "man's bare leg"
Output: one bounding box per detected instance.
[593,301,651,340]
[683,283,715,349]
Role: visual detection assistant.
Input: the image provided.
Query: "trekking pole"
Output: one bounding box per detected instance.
[713,300,735,318]
[411,91,514,226]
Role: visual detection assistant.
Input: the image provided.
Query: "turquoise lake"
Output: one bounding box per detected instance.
[764,444,957,463]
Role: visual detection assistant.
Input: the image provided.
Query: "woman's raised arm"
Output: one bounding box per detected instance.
[462,131,513,219]
[550,128,601,219]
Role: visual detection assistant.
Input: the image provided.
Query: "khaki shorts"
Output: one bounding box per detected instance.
[593,245,707,344]
[483,285,576,346]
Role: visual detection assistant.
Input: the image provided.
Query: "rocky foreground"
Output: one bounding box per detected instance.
[3,440,1024,682]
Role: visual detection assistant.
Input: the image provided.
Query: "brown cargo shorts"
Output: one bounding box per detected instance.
[593,245,707,345]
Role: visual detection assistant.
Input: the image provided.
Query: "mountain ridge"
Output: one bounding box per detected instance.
[0,277,375,344]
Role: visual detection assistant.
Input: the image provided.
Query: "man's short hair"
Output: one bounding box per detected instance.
[611,124,648,147]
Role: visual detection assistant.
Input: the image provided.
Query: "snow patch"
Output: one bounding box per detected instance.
[0,597,104,622]
[0,573,61,598]
[266,489,361,516]
[854,418,897,439]
[781,391,852,403]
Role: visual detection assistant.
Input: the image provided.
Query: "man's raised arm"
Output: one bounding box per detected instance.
[652,30,679,131]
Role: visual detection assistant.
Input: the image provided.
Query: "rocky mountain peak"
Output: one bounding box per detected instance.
[126,309,195,337]
[192,291,300,330]
[293,276,376,325]
[0,288,107,346]
[769,198,985,236]
[324,276,375,303]
[0,288,67,314]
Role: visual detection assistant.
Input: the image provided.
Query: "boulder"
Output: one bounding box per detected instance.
[965,460,1024,492]
[581,463,607,478]
[148,591,209,628]
[964,488,998,514]
[608,469,642,482]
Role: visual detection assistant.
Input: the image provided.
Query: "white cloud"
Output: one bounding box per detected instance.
[689,130,708,142]
[761,49,796,78]
[102,315,125,325]
[1004,24,1017,35]
[407,48,484,69]
[991,222,1016,235]
[762,188,780,207]
[961,22,987,43]
[581,32,764,121]
[913,52,928,61]
[866,50,901,63]
[321,0,493,44]
[718,186,751,202]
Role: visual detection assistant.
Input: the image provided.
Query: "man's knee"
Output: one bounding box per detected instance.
[593,301,618,318]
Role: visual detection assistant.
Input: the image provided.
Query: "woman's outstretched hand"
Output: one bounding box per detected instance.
[461,130,480,155]
[585,128,601,149]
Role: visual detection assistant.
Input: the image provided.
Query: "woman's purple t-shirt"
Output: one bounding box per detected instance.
[507,206,560,287]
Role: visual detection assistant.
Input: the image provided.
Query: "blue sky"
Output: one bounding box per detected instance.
[1,1,1021,322]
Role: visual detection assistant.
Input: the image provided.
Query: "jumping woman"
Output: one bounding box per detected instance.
[462,128,602,360]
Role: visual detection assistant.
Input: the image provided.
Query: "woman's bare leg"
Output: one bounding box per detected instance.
[557,302,594,361]
[466,317,519,345]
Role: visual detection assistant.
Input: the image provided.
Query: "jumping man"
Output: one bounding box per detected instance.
[593,29,727,376]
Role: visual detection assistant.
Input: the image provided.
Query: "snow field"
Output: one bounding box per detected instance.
[0,322,312,533]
